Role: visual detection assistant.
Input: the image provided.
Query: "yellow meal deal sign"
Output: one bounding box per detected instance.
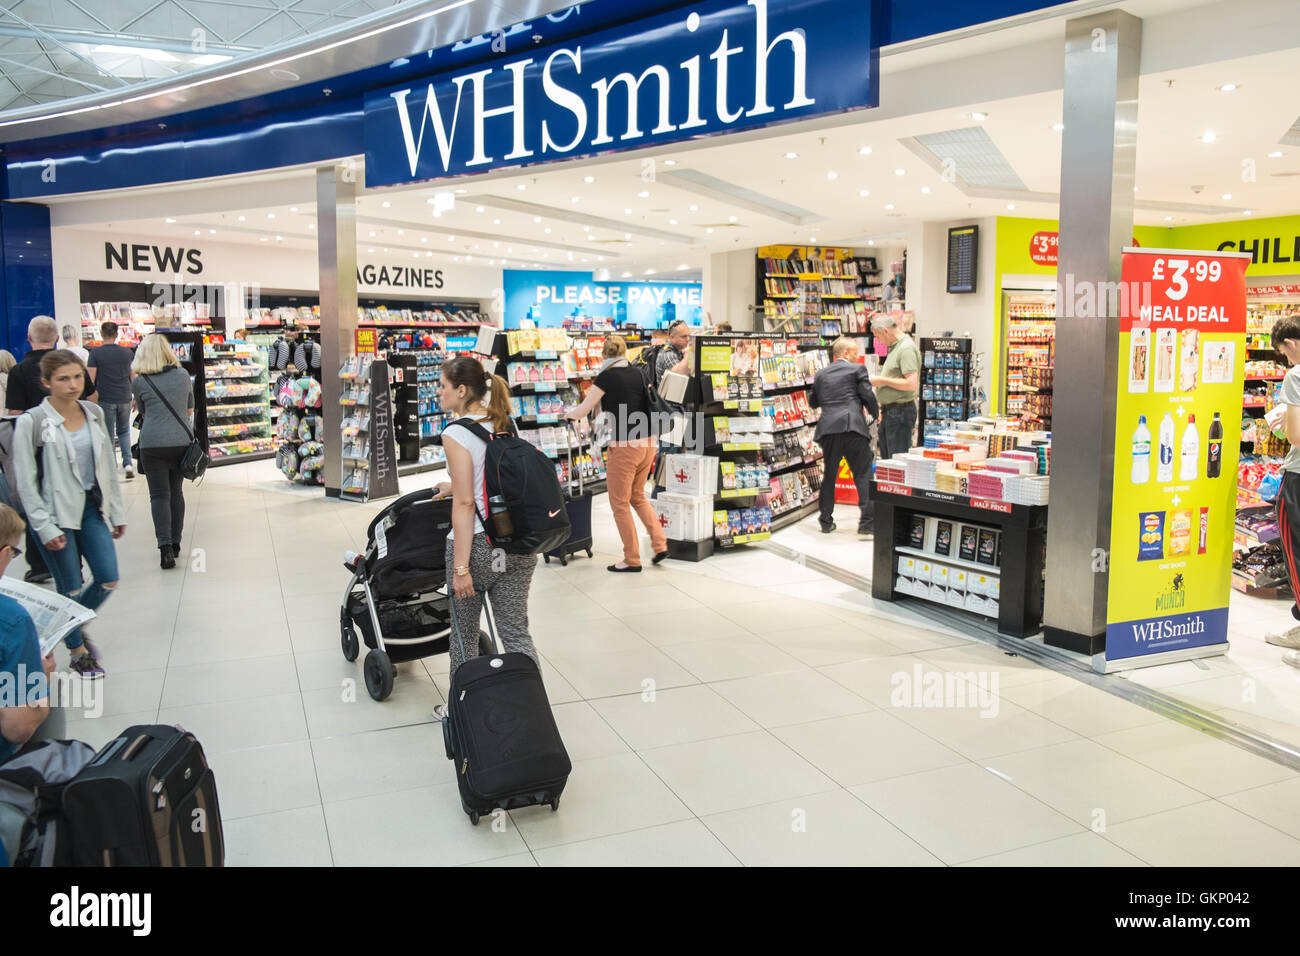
[1106,248,1250,663]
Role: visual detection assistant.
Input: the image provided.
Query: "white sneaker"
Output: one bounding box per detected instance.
[124,466,135,480]
[431,704,447,721]
[1284,650,1300,670]
[1265,626,1300,649]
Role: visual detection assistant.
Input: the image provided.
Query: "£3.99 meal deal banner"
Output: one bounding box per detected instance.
[1106,248,1251,664]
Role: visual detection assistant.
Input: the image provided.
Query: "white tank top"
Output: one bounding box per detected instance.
[439,414,489,538]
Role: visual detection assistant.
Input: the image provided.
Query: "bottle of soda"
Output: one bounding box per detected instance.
[1207,412,1223,478]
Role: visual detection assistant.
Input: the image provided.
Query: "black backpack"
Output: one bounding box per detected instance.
[632,343,664,389]
[451,419,571,555]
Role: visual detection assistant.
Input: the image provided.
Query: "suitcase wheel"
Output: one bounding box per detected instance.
[559,556,567,566]
[442,715,454,761]
[363,650,395,701]
[341,622,359,662]
[551,798,560,812]
[469,811,480,826]
[543,555,550,564]
[585,549,592,558]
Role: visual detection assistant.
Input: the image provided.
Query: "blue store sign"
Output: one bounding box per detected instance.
[365,0,877,186]
[504,269,703,328]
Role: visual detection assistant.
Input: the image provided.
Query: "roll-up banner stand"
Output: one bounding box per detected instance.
[1102,247,1251,671]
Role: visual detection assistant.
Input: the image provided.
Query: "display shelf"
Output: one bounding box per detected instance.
[203,342,270,466]
[894,544,1000,576]
[769,500,819,532]
[757,249,874,335]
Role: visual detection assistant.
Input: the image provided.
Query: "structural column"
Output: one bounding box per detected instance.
[1042,11,1142,653]
[316,165,359,497]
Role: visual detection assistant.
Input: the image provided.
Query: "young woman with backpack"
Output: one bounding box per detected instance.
[11,350,127,679]
[430,356,542,713]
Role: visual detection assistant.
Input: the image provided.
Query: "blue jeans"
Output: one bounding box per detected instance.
[99,401,132,468]
[33,496,120,650]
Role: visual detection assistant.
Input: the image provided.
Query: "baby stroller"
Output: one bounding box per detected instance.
[340,488,490,701]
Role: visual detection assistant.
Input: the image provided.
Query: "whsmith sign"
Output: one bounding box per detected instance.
[364,0,877,185]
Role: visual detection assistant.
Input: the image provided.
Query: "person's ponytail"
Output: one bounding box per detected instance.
[485,372,513,434]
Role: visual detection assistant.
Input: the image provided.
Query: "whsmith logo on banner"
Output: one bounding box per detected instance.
[364,0,877,185]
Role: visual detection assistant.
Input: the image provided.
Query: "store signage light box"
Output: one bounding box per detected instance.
[503,270,702,328]
[364,0,878,185]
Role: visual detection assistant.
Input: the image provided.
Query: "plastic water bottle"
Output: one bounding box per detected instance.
[1180,413,1199,482]
[1157,413,1175,483]
[1130,415,1151,484]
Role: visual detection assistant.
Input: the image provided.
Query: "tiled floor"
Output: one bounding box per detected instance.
[19,459,1300,866]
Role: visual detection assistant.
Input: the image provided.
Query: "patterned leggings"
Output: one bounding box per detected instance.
[445,533,539,674]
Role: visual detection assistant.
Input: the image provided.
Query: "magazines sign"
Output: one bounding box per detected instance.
[1105,248,1250,665]
[364,0,878,185]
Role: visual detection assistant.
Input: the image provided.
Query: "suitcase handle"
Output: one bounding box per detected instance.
[447,584,501,661]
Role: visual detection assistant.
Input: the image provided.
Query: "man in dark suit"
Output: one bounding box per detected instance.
[809,337,879,536]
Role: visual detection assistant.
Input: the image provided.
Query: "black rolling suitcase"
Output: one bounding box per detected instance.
[60,724,224,866]
[544,492,593,566]
[442,594,571,826]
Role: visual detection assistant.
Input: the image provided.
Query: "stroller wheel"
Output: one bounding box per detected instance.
[363,650,395,701]
[340,623,359,662]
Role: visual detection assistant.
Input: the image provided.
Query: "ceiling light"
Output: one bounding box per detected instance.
[454,256,460,262]
[276,236,283,241]
[858,189,869,198]
[369,231,376,237]
[489,259,495,265]
[583,175,595,183]
[729,215,737,222]
[381,201,390,208]
[1218,83,1238,92]
[1164,216,1173,222]
[289,206,298,212]
[664,159,677,166]
[1244,209,1253,216]
[420,236,427,242]
[706,227,714,234]
[1222,193,1232,200]
[194,230,201,235]
[583,226,590,231]
[621,271,632,278]
[307,224,315,230]
[597,256,604,261]
[1201,130,1217,143]
[448,235,455,241]
[970,111,988,121]
[885,204,895,210]
[858,146,872,156]
[689,204,698,212]
[267,213,276,219]
[455,189,467,195]
[208,229,215,234]
[475,205,485,213]
[516,184,526,191]
[493,241,499,247]
[867,240,875,246]
[382,247,388,252]
[669,218,679,225]
[637,190,650,198]
[259,237,268,242]
[921,186,931,194]
[1268,151,1284,158]
[164,218,175,223]
[396,229,404,235]
[894,169,905,176]
[623,233,631,239]
[1007,204,1016,210]
[571,196,580,203]
[809,237,816,243]
[623,208,632,215]
[784,152,798,159]
[678,264,688,270]
[1051,123,1064,132]
[237,215,245,221]
[1133,186,1138,192]
[544,227,552,233]
[533,216,542,223]
[645,269,656,275]
[826,171,838,180]
[493,218,501,225]
[466,255,472,261]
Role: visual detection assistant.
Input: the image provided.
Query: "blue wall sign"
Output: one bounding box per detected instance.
[503,269,702,328]
[364,0,877,186]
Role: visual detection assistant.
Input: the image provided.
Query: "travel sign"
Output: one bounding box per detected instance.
[364,0,877,185]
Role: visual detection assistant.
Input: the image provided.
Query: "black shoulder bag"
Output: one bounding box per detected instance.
[141,374,209,481]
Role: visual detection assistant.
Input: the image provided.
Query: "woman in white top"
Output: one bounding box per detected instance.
[60,325,89,364]
[11,350,127,679]
[431,356,541,711]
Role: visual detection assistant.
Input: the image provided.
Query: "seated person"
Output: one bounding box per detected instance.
[0,503,52,764]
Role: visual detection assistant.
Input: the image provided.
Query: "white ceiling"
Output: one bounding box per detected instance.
[39,3,1300,279]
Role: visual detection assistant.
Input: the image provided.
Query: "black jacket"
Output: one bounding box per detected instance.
[809,359,879,441]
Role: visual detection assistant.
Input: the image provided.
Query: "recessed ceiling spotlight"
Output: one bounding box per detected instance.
[1201,130,1217,143]
[307,223,315,230]
[1051,123,1064,132]
[369,231,376,237]
[894,168,905,176]
[571,196,580,203]
[621,271,632,278]
[645,269,656,275]
[165,217,176,223]
[193,230,201,236]
[637,190,650,198]
[971,111,988,121]
[623,233,631,239]
[858,146,872,156]
[420,236,427,242]
[237,215,245,221]
[597,256,604,261]
[454,256,461,262]
[583,225,590,232]
[729,215,737,222]
[688,204,698,212]
[466,255,472,261]
[583,175,595,184]
[493,218,501,225]
[397,229,404,235]
[706,227,714,234]
[785,152,798,159]
[381,201,390,208]
[516,184,527,191]
[276,236,283,241]
[382,247,388,252]
[678,264,688,270]
[1164,216,1173,221]
[809,237,816,243]
[669,218,679,225]
[1244,209,1253,216]
[1133,186,1139,192]
[826,171,838,180]
[267,213,276,219]
[475,205,485,212]
[1007,204,1016,210]
[209,229,216,234]
[1222,193,1232,200]
[664,159,677,166]
[489,259,495,265]
[448,235,455,241]
[858,189,869,198]
[921,186,931,194]
[289,206,299,212]
[587,235,595,241]
[867,240,875,246]
[492,241,499,248]
[259,237,268,242]
[455,189,467,195]
[533,216,542,223]
[1268,151,1284,158]
[885,204,895,210]
[623,208,632,215]
[1218,83,1238,92]
[544,227,551,233]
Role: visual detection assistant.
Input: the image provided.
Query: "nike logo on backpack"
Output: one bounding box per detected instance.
[548,508,561,517]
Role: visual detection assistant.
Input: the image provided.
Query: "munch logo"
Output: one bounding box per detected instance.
[1154,573,1186,613]
[367,0,875,185]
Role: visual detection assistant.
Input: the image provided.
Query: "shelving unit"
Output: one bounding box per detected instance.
[203,341,274,465]
[756,248,878,337]
[339,356,399,501]
[919,337,982,439]
[386,329,481,475]
[1001,292,1055,427]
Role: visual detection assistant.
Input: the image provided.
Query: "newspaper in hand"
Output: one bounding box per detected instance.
[0,577,95,656]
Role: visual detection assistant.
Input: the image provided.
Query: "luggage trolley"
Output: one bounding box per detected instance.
[340,488,489,701]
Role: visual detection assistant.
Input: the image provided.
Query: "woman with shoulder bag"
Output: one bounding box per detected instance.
[565,335,667,571]
[131,334,195,570]
[429,356,540,716]
[11,350,127,678]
